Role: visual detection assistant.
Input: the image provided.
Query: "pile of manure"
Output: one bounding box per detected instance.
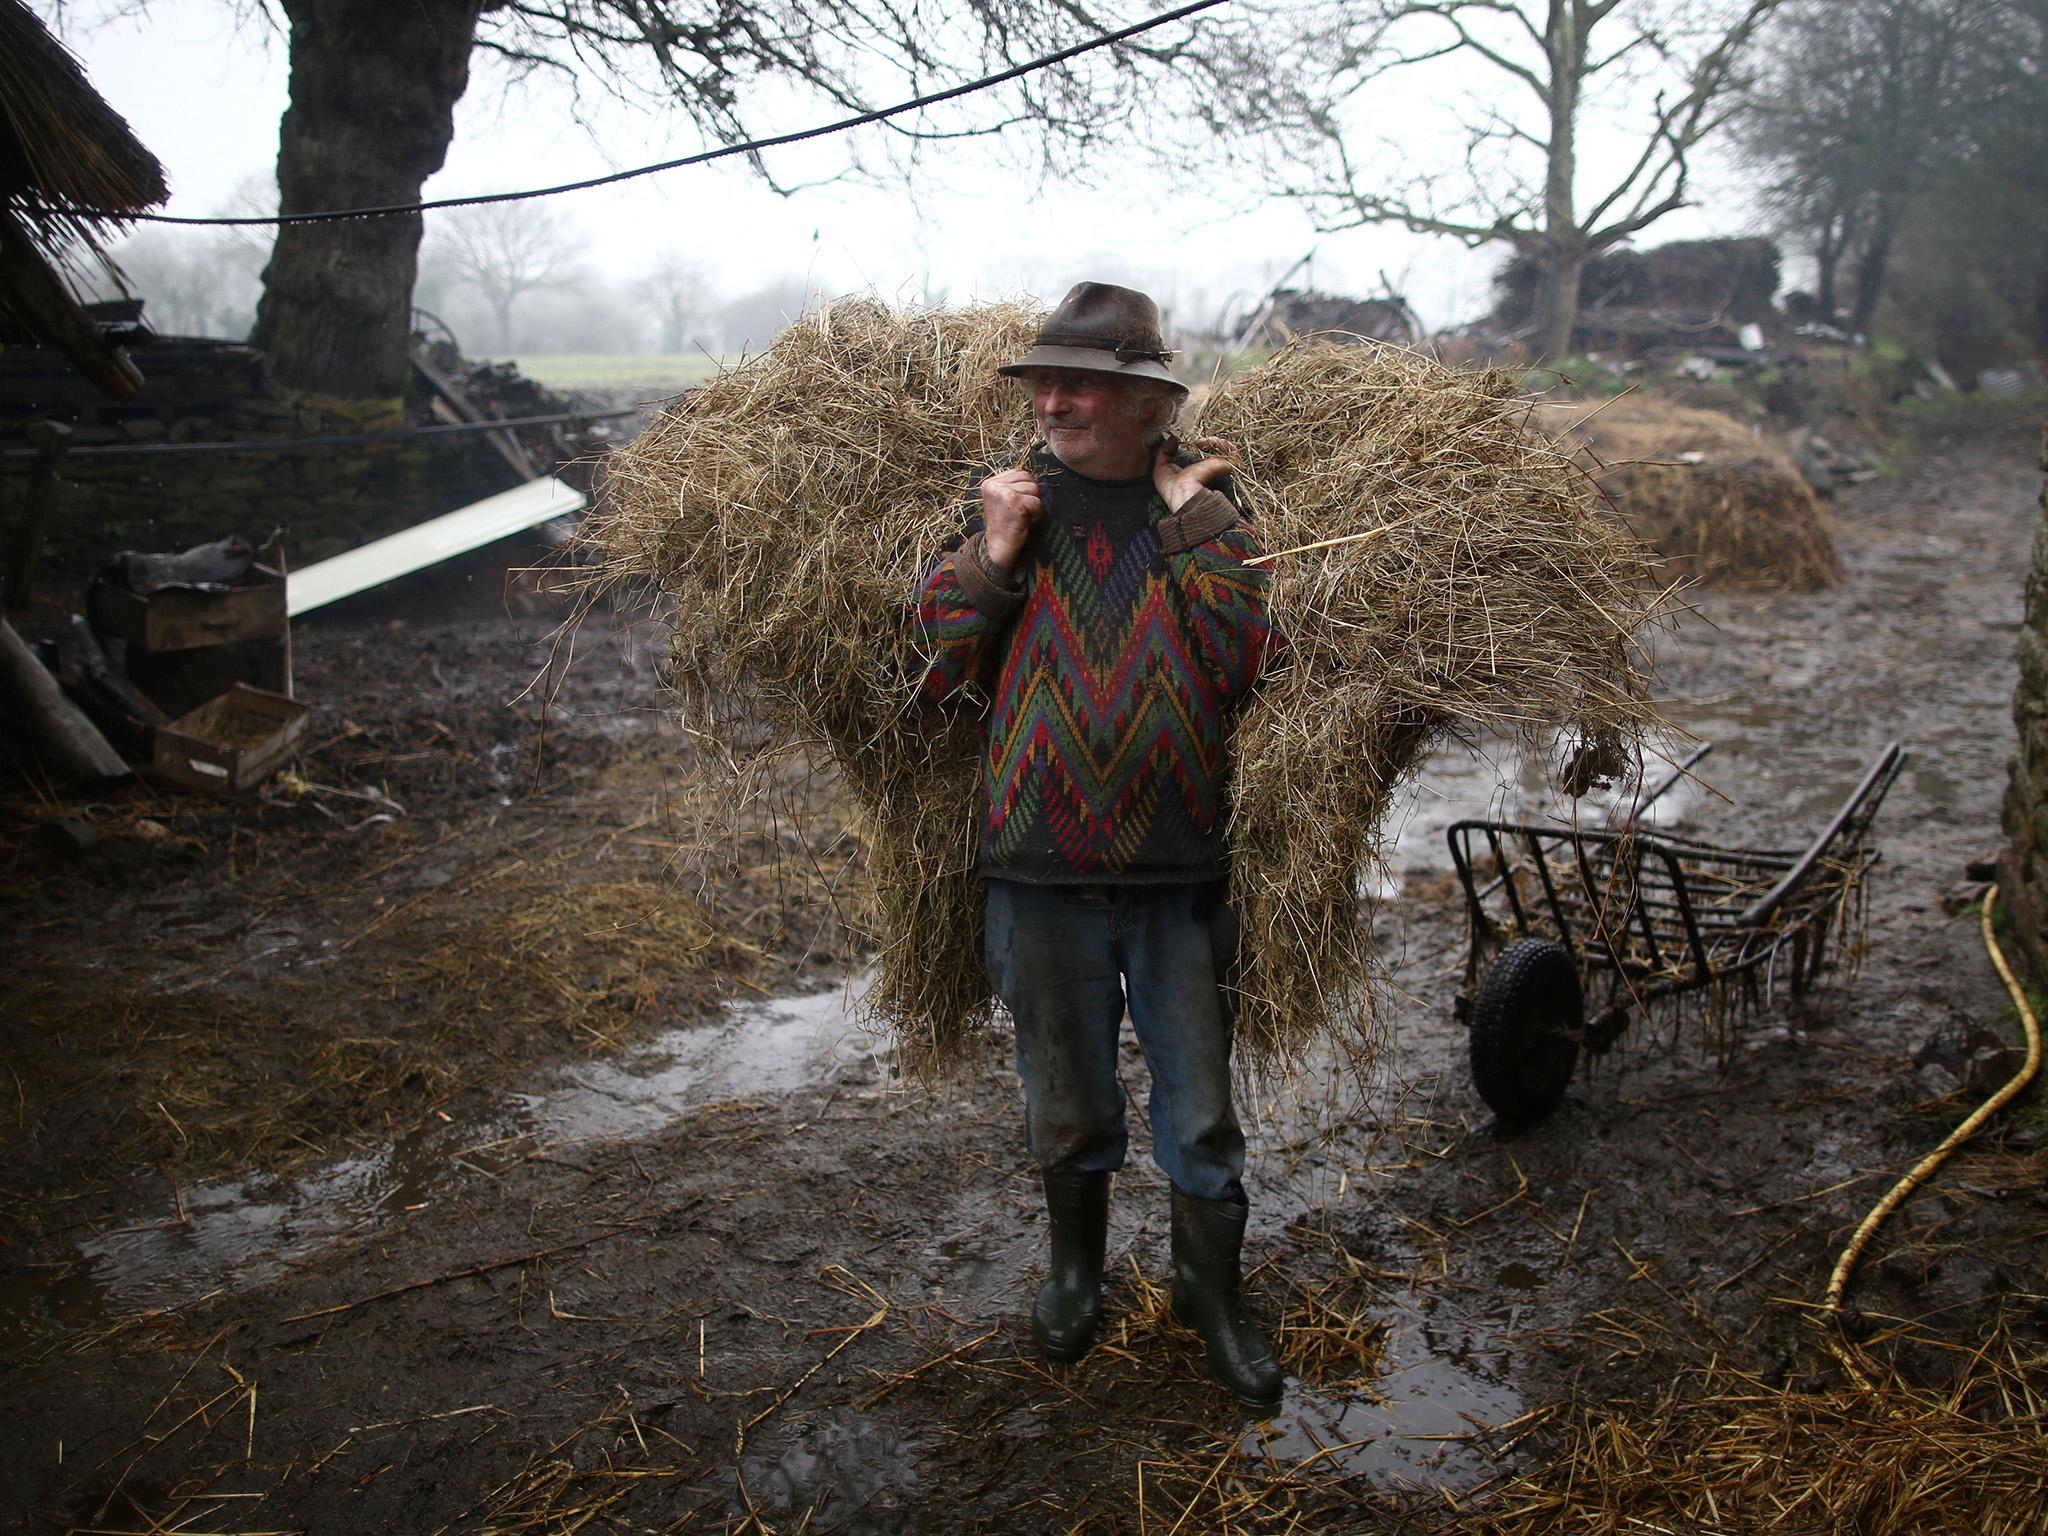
[585,302,1659,1081]
[1553,395,1841,589]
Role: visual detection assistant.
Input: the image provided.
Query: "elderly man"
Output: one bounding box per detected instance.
[915,282,1283,1406]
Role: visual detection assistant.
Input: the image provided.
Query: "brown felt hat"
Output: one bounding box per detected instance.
[998,281,1187,395]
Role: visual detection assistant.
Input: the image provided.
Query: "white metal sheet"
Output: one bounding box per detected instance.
[287,475,585,617]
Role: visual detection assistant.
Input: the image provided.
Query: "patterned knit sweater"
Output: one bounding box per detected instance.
[916,447,1277,885]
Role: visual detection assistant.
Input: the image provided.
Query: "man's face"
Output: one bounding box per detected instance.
[1030,368,1152,478]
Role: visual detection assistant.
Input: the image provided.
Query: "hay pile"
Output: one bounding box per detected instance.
[1481,1344,2048,1535]
[1555,395,1841,588]
[1195,346,1655,1068]
[590,300,1032,1075]
[588,303,1657,1079]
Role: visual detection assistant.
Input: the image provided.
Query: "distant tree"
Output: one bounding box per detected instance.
[1875,0,2048,372]
[103,229,241,336]
[433,201,587,352]
[1982,0,2048,352]
[632,250,707,355]
[521,280,647,354]
[709,278,821,353]
[44,1,1203,403]
[1186,1,1786,361]
[102,175,274,338]
[1739,0,2014,335]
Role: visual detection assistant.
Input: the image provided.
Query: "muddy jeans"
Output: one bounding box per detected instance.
[983,879,1248,1204]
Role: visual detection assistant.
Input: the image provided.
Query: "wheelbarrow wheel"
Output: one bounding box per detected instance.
[1469,938,1583,1130]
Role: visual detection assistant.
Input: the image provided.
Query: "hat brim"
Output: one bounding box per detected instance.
[997,345,1188,395]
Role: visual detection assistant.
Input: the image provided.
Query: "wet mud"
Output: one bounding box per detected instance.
[2,405,2043,1533]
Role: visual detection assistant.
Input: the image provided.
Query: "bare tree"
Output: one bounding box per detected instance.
[60,0,1203,402]
[632,249,707,355]
[101,174,274,338]
[102,229,242,336]
[1189,1,1784,360]
[433,201,587,352]
[708,278,821,353]
[1741,0,2026,335]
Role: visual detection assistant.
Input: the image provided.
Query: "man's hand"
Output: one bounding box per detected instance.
[978,468,1043,571]
[1152,438,1237,513]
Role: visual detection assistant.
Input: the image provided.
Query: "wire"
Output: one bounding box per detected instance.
[48,0,1229,229]
[1818,883,2042,1385]
[0,408,641,463]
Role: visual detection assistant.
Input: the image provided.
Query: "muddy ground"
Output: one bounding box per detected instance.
[2,403,2044,1534]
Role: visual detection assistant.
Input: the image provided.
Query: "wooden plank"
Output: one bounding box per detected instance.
[413,351,539,480]
[0,616,129,780]
[89,564,287,652]
[286,475,585,617]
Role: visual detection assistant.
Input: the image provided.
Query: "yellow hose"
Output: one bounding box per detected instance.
[1821,885,2043,1366]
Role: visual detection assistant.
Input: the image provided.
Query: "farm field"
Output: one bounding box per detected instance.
[514,352,736,397]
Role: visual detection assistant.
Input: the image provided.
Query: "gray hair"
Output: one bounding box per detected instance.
[1119,377,1183,438]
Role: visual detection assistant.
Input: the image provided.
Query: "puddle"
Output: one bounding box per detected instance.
[0,983,878,1358]
[515,982,878,1142]
[1243,1289,1524,1493]
[1372,695,1919,871]
[739,1411,920,1533]
[1657,695,1903,837]
[1495,1261,1545,1291]
[1378,735,1706,898]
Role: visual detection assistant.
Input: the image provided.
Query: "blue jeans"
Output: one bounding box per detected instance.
[983,879,1247,1204]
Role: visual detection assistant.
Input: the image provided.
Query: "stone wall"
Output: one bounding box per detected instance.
[1,338,523,580]
[2000,415,2048,971]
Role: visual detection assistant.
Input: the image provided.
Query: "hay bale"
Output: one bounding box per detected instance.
[589,298,1037,1078]
[1556,396,1842,589]
[1195,346,1655,1069]
[587,304,1658,1080]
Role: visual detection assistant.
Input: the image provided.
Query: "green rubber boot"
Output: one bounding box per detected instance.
[1033,1169,1111,1362]
[1170,1188,1284,1408]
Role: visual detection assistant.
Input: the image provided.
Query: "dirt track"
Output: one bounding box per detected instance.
[2,404,2043,1533]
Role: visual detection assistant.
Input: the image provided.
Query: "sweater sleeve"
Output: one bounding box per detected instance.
[1162,485,1280,702]
[915,509,1026,702]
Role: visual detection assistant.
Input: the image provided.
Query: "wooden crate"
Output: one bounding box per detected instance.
[91,563,287,653]
[153,683,310,795]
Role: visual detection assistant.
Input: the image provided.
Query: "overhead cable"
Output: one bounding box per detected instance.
[62,0,1229,228]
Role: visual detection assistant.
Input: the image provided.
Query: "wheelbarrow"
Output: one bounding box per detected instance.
[1445,741,1906,1128]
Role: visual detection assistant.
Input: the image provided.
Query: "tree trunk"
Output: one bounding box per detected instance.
[1532,0,1586,363]
[0,618,130,782]
[1814,206,1856,321]
[1815,237,1840,321]
[1999,420,2048,975]
[1848,194,1904,338]
[250,0,485,402]
[1533,241,1588,362]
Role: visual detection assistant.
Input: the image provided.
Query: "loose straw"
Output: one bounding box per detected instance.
[1822,885,2043,1359]
[1244,510,1432,567]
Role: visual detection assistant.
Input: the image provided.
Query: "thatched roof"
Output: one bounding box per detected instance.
[0,0,169,397]
[0,0,167,247]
